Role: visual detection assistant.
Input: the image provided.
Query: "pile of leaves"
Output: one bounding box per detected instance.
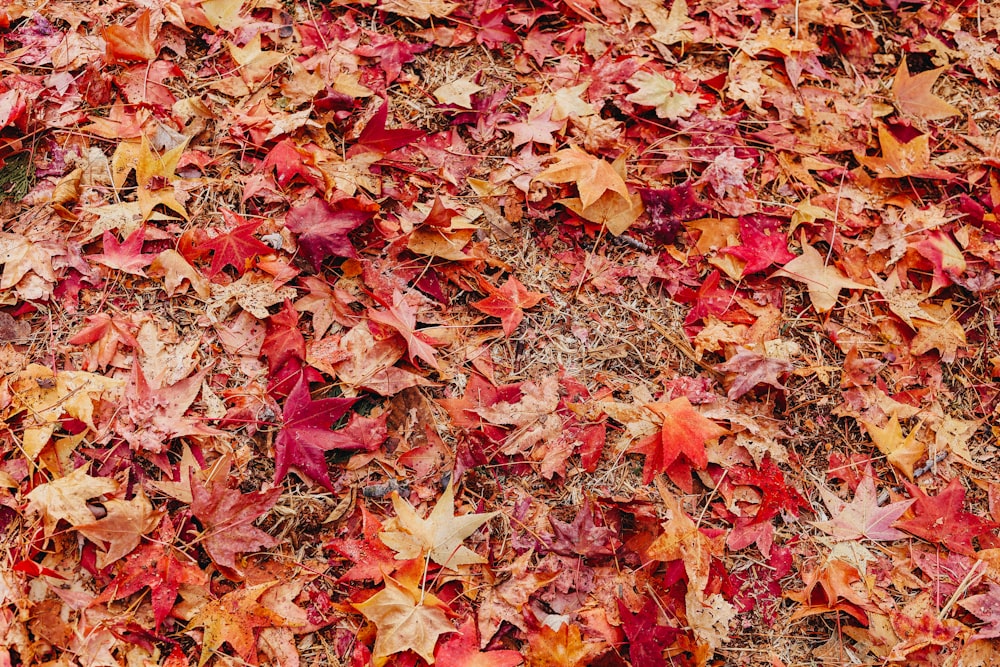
[3,0,1000,664]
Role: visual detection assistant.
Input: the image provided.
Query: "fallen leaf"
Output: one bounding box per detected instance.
[354,576,456,665]
[534,145,630,209]
[25,466,118,537]
[891,59,960,121]
[772,238,870,313]
[813,473,915,541]
[379,481,497,569]
[188,582,286,666]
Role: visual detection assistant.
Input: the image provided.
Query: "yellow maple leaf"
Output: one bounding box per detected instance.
[626,70,700,120]
[25,466,118,537]
[188,582,286,667]
[354,576,456,665]
[111,137,188,220]
[379,481,497,569]
[228,34,287,86]
[8,364,124,460]
[864,414,926,481]
[534,145,630,209]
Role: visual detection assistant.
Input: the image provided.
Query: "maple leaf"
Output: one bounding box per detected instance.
[728,456,810,524]
[715,346,793,400]
[628,397,728,484]
[720,214,795,275]
[499,108,564,147]
[190,465,282,571]
[547,498,619,558]
[67,313,140,371]
[435,617,523,667]
[326,507,399,582]
[201,210,272,278]
[90,228,157,276]
[812,473,915,541]
[96,517,207,629]
[772,238,870,313]
[891,59,960,121]
[262,299,306,375]
[189,582,287,667]
[959,583,1000,639]
[111,136,188,220]
[618,597,680,667]
[76,488,163,568]
[910,300,967,363]
[626,70,699,120]
[787,554,873,624]
[121,364,221,454]
[857,124,953,180]
[534,145,630,209]
[102,10,157,63]
[368,290,443,371]
[524,621,607,667]
[863,414,926,481]
[379,481,497,569]
[8,364,124,460]
[378,0,459,20]
[25,466,118,537]
[471,275,546,336]
[638,181,709,244]
[227,34,286,86]
[896,478,998,556]
[354,576,456,665]
[273,377,359,491]
[284,197,375,270]
[354,101,425,155]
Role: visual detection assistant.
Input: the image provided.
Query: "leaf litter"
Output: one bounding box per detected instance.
[2,0,1000,666]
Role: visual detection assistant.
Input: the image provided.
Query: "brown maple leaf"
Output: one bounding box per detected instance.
[534,145,629,209]
[857,124,953,180]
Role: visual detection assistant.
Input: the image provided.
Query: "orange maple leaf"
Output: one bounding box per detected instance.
[188,582,287,666]
[857,124,952,180]
[628,397,728,484]
[891,59,960,121]
[534,145,629,209]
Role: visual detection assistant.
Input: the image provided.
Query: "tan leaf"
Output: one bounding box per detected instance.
[864,414,926,481]
[379,481,497,569]
[26,466,118,536]
[76,488,164,568]
[772,238,870,313]
[354,577,456,664]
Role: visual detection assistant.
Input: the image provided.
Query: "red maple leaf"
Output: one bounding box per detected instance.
[960,582,1000,639]
[262,299,305,375]
[201,210,272,278]
[273,377,359,491]
[368,290,443,371]
[728,455,811,524]
[618,597,680,667]
[353,34,429,84]
[547,498,619,558]
[260,138,324,190]
[284,197,376,270]
[95,517,206,629]
[434,618,523,667]
[896,478,998,556]
[352,101,425,155]
[325,507,398,582]
[628,397,728,484]
[720,214,796,275]
[67,313,139,371]
[91,228,157,276]
[472,275,546,337]
[190,462,282,572]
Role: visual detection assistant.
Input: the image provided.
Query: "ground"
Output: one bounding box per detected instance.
[2,0,1000,666]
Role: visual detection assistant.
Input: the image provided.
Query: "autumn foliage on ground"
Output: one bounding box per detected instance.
[4,0,1000,664]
